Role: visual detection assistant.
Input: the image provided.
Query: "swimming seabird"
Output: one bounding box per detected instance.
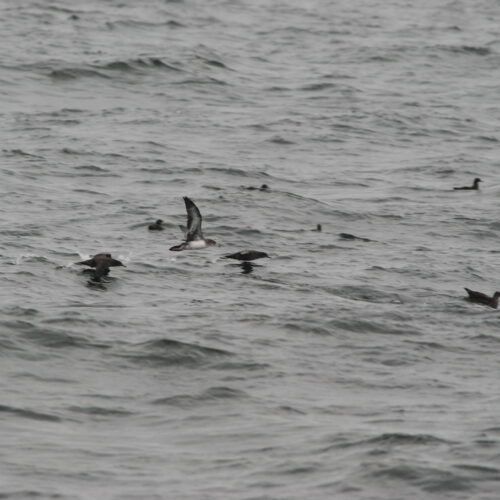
[464,288,500,309]
[169,197,216,251]
[75,253,125,280]
[223,250,269,261]
[339,233,371,242]
[148,219,164,231]
[246,184,270,192]
[453,178,482,190]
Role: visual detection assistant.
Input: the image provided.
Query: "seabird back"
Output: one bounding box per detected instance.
[224,250,269,261]
[464,287,500,308]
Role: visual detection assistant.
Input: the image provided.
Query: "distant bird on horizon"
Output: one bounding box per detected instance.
[464,288,500,309]
[148,219,164,231]
[75,253,125,280]
[223,250,270,261]
[169,197,216,251]
[453,178,482,190]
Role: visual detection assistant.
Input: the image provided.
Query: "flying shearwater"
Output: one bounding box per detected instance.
[169,197,216,251]
[224,250,269,261]
[75,253,125,280]
[453,178,482,190]
[464,288,500,309]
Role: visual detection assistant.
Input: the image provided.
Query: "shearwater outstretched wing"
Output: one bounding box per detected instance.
[183,196,203,241]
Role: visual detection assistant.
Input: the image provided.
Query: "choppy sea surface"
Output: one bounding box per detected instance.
[2,0,500,498]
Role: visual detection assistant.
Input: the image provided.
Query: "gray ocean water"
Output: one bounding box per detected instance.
[2,0,500,498]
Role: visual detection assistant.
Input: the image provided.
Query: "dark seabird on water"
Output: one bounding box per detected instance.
[148,219,164,231]
[453,178,482,190]
[245,184,270,192]
[339,232,371,242]
[75,253,125,280]
[464,288,500,309]
[169,197,216,251]
[224,250,269,261]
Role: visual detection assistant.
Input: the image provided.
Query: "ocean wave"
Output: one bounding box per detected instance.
[14,254,51,264]
[368,464,471,493]
[325,318,422,336]
[179,166,262,178]
[2,149,44,158]
[2,229,44,237]
[319,432,452,454]
[73,165,110,173]
[173,76,227,86]
[267,135,295,145]
[326,285,402,304]
[300,82,338,92]
[67,405,134,418]
[61,148,126,158]
[0,489,65,499]
[0,403,61,422]
[106,19,185,30]
[195,55,229,69]
[117,338,232,367]
[47,57,182,81]
[365,433,451,446]
[443,45,492,56]
[49,68,110,80]
[104,57,182,72]
[152,386,248,407]
[3,319,108,350]
[3,306,39,317]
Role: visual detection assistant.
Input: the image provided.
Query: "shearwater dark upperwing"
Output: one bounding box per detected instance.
[170,197,216,251]
[75,253,125,280]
